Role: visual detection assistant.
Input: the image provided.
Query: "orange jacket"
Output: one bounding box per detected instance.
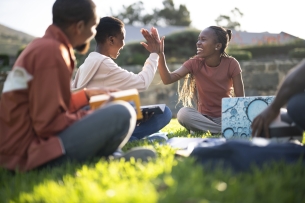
[0,25,89,171]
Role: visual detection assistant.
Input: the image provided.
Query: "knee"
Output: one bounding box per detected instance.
[105,101,137,125]
[163,106,172,123]
[177,107,192,124]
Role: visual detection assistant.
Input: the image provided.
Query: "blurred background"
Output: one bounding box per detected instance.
[1,0,304,116]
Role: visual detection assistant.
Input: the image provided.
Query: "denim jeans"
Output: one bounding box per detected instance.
[287,92,305,130]
[40,101,136,168]
[130,106,172,140]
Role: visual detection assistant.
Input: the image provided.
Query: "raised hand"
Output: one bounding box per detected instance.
[140,27,162,54]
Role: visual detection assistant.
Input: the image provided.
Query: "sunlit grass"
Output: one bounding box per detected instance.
[0,119,304,203]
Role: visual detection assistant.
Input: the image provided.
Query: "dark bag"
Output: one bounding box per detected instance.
[190,139,305,173]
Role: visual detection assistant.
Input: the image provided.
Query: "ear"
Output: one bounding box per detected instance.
[108,36,114,45]
[215,43,222,51]
[75,20,85,35]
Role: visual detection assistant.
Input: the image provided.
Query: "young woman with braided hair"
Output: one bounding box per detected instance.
[156,26,245,134]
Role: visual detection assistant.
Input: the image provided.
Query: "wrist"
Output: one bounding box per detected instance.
[83,88,90,101]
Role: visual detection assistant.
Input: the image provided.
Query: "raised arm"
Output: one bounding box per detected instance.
[158,51,190,84]
[149,28,189,84]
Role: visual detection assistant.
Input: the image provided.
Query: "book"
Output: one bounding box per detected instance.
[89,89,143,120]
[140,104,166,115]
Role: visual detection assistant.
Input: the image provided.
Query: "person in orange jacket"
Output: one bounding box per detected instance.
[0,0,155,172]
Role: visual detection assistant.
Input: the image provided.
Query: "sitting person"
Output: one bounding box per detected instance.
[156,26,245,134]
[71,16,172,141]
[251,59,305,137]
[0,0,155,172]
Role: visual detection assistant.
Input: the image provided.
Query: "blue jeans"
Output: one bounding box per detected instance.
[287,92,305,130]
[39,101,136,168]
[130,106,172,141]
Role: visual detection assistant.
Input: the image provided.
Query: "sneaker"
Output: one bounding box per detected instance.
[113,147,157,162]
[145,132,168,143]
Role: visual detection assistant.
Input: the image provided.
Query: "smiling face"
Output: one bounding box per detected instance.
[108,27,126,59]
[196,28,221,58]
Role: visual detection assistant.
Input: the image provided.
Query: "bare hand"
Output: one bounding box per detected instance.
[151,27,165,54]
[251,105,280,138]
[140,27,162,54]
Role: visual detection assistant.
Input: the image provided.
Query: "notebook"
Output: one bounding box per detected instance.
[221,96,275,139]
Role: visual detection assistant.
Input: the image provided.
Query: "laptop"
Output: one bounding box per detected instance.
[141,104,166,115]
[221,96,275,139]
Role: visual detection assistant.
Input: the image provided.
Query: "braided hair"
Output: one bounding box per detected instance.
[178,26,233,108]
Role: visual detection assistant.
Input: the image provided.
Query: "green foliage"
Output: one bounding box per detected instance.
[113,0,191,26]
[16,45,26,58]
[163,29,199,61]
[215,7,243,30]
[238,40,305,58]
[157,0,191,26]
[288,48,305,58]
[228,50,252,61]
[116,29,200,66]
[1,119,305,203]
[115,42,149,66]
[0,54,9,66]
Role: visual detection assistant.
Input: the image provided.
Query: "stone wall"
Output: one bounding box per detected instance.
[0,59,302,117]
[241,59,301,96]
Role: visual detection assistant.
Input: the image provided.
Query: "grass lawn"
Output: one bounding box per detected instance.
[0,119,304,203]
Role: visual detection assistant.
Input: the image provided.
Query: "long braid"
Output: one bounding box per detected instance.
[177,72,197,107]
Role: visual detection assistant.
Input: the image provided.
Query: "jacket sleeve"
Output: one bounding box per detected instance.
[69,90,89,113]
[102,53,159,92]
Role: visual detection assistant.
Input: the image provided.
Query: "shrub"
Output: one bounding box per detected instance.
[288,48,305,58]
[238,39,305,58]
[16,46,26,58]
[0,54,10,67]
[116,29,200,66]
[228,50,252,61]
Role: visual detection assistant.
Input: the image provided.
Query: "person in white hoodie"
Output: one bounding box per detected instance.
[72,16,172,141]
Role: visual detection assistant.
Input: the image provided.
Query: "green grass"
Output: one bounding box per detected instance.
[0,119,304,203]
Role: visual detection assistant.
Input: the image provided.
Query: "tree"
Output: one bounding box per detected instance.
[113,1,145,26]
[215,7,243,30]
[113,0,191,26]
[157,0,191,26]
